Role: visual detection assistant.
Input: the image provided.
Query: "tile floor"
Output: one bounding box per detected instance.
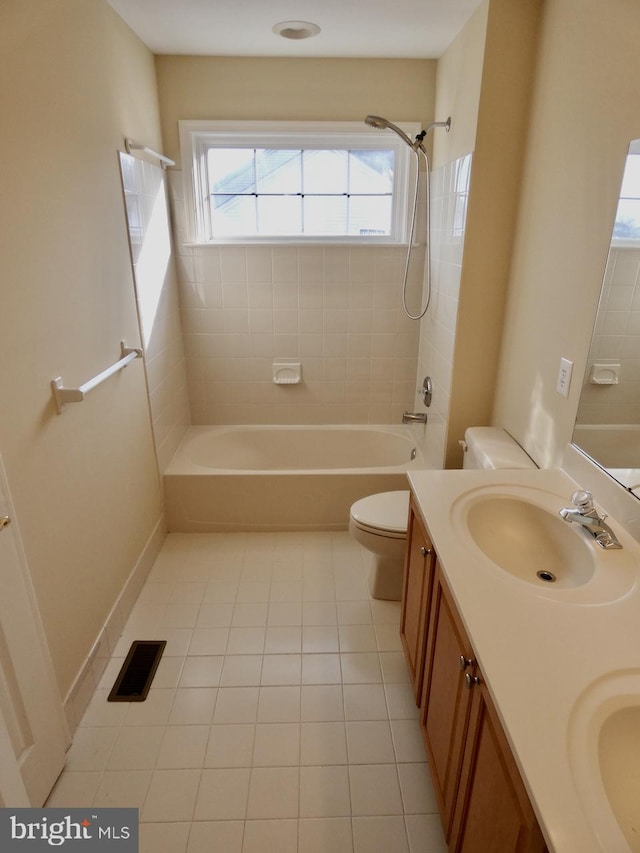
[46,531,447,853]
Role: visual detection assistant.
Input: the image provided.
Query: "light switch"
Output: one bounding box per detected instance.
[556,357,573,397]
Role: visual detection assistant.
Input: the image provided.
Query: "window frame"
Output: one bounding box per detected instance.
[178,119,421,246]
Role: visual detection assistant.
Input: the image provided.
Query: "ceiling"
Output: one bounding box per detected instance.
[106,0,483,59]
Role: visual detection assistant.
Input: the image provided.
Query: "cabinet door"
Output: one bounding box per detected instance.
[420,567,476,837]
[450,678,547,853]
[399,499,435,702]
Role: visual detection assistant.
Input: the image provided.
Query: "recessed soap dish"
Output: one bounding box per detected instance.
[273,362,302,384]
[590,363,620,385]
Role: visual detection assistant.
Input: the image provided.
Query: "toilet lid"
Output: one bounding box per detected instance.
[350,490,410,535]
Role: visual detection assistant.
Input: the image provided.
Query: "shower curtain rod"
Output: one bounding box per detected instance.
[124,138,175,169]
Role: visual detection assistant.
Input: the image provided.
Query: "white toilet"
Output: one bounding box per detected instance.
[349,426,536,601]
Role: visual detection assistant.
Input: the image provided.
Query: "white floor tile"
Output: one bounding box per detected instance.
[193,768,251,820]
[168,688,217,725]
[299,817,354,853]
[246,766,299,819]
[186,821,244,853]
[140,821,190,853]
[404,814,447,853]
[261,654,302,685]
[243,819,298,853]
[220,654,263,686]
[303,625,340,653]
[300,721,348,765]
[349,764,404,816]
[346,721,396,764]
[188,627,229,655]
[353,816,409,853]
[384,684,419,720]
[93,770,152,809]
[340,653,382,684]
[301,685,344,722]
[343,684,389,721]
[267,602,303,626]
[108,725,165,770]
[226,626,265,654]
[339,625,378,652]
[337,601,373,625]
[213,687,260,723]
[141,769,201,821]
[391,719,426,763]
[122,689,176,726]
[257,686,301,722]
[252,723,301,766]
[264,626,302,653]
[299,765,351,817]
[64,726,119,771]
[397,763,439,815]
[204,724,255,768]
[46,772,101,808]
[179,656,224,688]
[301,653,341,684]
[156,725,209,769]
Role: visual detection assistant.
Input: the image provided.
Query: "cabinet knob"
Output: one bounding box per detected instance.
[464,673,481,689]
[420,546,432,558]
[459,655,474,671]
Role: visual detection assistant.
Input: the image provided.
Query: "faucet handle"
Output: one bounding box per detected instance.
[571,490,594,512]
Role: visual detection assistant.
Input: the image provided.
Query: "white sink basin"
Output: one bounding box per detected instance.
[452,485,637,604]
[465,495,595,588]
[568,671,640,851]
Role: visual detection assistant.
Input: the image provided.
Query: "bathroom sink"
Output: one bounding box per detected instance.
[568,672,640,851]
[599,705,640,849]
[451,485,637,604]
[464,495,594,588]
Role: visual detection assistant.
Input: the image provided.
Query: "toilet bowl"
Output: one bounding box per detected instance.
[349,428,536,602]
[349,490,410,601]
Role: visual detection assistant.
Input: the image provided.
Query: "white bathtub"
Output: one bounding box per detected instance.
[164,424,427,532]
[573,424,640,491]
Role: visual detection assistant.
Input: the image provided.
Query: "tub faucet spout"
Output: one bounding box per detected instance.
[558,490,622,549]
[402,412,427,424]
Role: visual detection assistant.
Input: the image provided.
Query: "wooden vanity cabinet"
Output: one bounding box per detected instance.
[420,563,476,836]
[450,676,547,853]
[414,560,546,852]
[399,497,436,701]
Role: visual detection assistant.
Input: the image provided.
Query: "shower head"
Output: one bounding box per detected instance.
[364,114,452,151]
[364,115,416,149]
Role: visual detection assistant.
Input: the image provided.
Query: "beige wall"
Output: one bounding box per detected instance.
[432,0,488,170]
[444,0,543,466]
[493,0,640,468]
[0,0,164,700]
[155,56,437,164]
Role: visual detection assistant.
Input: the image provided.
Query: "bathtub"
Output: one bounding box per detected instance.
[573,424,640,491]
[164,424,427,532]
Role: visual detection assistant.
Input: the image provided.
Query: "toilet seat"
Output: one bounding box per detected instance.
[350,491,410,539]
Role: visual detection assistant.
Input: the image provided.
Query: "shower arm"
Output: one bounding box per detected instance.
[364,114,451,320]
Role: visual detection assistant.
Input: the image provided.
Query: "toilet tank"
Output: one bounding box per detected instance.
[462,427,536,470]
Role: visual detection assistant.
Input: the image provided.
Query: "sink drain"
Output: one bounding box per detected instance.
[536,570,557,583]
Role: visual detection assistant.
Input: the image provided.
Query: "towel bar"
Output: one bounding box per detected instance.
[51,341,143,414]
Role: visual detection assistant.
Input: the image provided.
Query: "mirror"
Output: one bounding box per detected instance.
[572,140,640,496]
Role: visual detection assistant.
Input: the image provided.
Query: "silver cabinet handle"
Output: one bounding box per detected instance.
[459,655,474,671]
[0,516,10,531]
[420,546,432,557]
[464,673,481,689]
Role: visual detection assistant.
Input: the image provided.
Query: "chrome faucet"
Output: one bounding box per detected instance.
[558,490,622,550]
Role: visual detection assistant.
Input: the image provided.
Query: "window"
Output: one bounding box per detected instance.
[613,144,640,243]
[179,120,420,244]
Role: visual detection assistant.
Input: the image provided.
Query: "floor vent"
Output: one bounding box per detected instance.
[107,640,166,702]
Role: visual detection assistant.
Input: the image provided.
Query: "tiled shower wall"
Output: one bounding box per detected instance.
[414,154,472,466]
[576,246,640,424]
[167,157,470,438]
[168,172,422,425]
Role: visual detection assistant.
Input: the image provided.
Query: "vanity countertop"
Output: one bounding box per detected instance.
[407,466,640,853]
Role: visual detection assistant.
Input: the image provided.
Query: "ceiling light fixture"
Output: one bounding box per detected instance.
[272,20,321,40]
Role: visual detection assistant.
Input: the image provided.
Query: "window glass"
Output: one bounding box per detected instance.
[181,120,417,243]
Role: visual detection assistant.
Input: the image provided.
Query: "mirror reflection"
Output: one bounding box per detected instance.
[572,140,640,496]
